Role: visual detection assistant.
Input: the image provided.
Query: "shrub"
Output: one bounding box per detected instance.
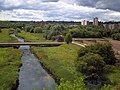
[25,25,33,32]
[77,43,116,65]
[111,33,120,41]
[16,28,21,33]
[9,28,15,34]
[76,53,105,75]
[34,27,43,33]
[51,36,56,41]
[56,35,64,42]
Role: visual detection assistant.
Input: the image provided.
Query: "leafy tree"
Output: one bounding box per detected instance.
[25,25,33,32]
[34,27,43,33]
[50,24,65,31]
[47,30,61,40]
[76,53,105,75]
[65,33,72,44]
[77,43,116,65]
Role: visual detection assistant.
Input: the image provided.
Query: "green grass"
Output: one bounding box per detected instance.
[106,67,120,90]
[0,48,22,90]
[73,38,107,41]
[0,29,18,42]
[31,44,85,82]
[0,28,22,89]
[17,31,50,42]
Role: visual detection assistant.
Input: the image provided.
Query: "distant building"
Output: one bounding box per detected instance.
[118,23,120,29]
[103,22,120,30]
[93,17,98,26]
[81,20,89,26]
[103,24,108,29]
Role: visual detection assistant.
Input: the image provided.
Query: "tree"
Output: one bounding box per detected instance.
[77,43,116,65]
[25,25,33,32]
[65,33,72,44]
[34,27,43,33]
[76,53,105,75]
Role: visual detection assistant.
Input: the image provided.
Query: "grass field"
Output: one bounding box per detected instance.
[0,48,22,90]
[31,44,85,82]
[0,28,22,89]
[107,67,120,90]
[17,31,50,42]
[0,29,18,42]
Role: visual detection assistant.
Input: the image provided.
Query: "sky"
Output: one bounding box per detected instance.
[0,0,120,21]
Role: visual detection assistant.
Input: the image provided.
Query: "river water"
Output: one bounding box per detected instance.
[11,35,56,90]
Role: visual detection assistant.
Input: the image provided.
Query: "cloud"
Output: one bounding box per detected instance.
[0,0,120,12]
[0,0,120,21]
[68,0,120,12]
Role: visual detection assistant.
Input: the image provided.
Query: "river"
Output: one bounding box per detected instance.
[11,34,56,90]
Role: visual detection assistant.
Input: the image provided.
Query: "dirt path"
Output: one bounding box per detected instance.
[73,40,120,54]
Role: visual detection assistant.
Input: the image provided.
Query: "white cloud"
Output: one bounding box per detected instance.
[0,0,120,21]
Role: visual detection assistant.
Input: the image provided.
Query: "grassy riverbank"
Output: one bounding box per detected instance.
[0,28,22,89]
[17,31,50,42]
[0,48,22,90]
[31,44,85,82]
[0,29,18,42]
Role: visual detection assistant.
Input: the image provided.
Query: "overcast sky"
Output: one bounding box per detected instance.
[0,0,120,21]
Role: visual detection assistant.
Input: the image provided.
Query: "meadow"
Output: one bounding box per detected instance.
[0,29,22,90]
[0,47,22,90]
[31,44,85,83]
[17,30,50,42]
[0,29,18,42]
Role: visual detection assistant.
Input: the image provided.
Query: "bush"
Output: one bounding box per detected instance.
[51,36,56,41]
[25,25,33,32]
[56,35,64,42]
[112,33,120,41]
[9,28,15,34]
[16,28,21,33]
[34,27,43,33]
[47,30,61,40]
[76,53,105,75]
[77,43,116,65]
[65,33,72,44]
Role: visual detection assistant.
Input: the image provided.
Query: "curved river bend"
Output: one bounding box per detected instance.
[12,35,56,90]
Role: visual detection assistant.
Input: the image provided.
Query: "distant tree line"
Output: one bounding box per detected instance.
[1,21,120,41]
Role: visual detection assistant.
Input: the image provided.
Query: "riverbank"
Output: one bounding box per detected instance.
[31,44,85,83]
[0,48,22,90]
[0,29,18,42]
[0,29,22,89]
[17,31,50,42]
